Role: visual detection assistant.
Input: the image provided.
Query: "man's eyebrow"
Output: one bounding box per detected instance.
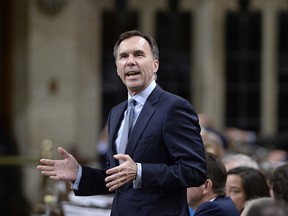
[118,49,145,56]
[118,51,128,57]
[134,50,145,54]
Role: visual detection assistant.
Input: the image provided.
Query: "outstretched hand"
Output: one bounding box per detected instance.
[37,147,79,181]
[105,154,137,191]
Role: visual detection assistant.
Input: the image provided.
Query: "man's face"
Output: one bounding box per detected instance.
[115,36,159,96]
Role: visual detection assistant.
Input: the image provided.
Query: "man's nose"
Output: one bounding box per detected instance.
[127,55,136,66]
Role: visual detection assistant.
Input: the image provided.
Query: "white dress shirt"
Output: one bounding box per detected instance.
[72,80,157,190]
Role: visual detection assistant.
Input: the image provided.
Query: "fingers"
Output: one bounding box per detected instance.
[105,168,123,191]
[38,147,68,165]
[40,170,56,177]
[37,164,54,172]
[39,158,55,166]
[113,154,129,161]
[106,154,129,175]
[37,159,56,178]
[105,169,122,181]
[37,147,78,181]
[37,163,65,180]
[40,171,61,180]
[105,158,137,191]
[106,166,119,175]
[58,147,70,159]
[105,173,128,192]
[108,178,127,191]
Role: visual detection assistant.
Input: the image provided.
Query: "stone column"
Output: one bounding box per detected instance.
[188,0,236,129]
[128,0,167,37]
[261,2,278,135]
[252,0,284,135]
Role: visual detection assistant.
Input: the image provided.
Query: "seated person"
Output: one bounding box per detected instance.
[226,166,270,213]
[240,197,272,216]
[247,202,288,216]
[187,152,239,216]
[222,153,260,171]
[269,163,288,205]
[224,127,288,152]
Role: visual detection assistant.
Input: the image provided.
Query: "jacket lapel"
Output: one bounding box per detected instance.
[108,101,127,167]
[125,85,162,156]
[110,102,126,144]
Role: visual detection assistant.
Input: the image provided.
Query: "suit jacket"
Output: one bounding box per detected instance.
[193,196,240,216]
[74,85,207,216]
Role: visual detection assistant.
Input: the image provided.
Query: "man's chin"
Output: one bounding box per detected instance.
[127,85,142,95]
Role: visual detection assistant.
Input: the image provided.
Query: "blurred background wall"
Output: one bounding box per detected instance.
[0,0,288,214]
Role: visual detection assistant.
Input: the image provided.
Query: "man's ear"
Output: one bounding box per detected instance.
[153,59,159,72]
[202,179,213,195]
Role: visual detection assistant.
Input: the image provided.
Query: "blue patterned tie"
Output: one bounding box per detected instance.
[118,99,137,155]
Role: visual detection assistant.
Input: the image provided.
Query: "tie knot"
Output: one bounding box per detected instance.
[129,99,137,107]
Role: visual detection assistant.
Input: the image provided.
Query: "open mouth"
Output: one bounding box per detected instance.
[126,71,140,77]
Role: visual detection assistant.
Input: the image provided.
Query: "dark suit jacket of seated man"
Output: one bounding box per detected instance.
[193,195,239,216]
[187,152,239,216]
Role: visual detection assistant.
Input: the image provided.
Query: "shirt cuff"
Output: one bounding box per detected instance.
[71,165,82,190]
[133,163,142,188]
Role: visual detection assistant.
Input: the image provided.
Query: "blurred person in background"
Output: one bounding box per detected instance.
[225,127,288,152]
[261,150,288,172]
[187,152,239,216]
[226,166,270,213]
[222,153,260,171]
[201,128,226,158]
[269,163,288,205]
[198,113,229,151]
[224,128,287,174]
[247,202,288,216]
[240,197,273,216]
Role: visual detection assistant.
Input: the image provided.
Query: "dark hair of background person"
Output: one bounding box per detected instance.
[205,152,227,196]
[269,164,288,204]
[227,166,270,200]
[113,30,159,60]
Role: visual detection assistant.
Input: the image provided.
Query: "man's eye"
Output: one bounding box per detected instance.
[120,55,127,59]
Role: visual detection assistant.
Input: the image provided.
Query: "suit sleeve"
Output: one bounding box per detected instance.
[74,166,113,196]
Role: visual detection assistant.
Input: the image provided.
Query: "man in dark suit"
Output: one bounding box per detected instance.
[187,152,239,216]
[37,30,207,216]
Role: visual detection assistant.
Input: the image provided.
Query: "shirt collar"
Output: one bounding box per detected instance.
[128,80,156,105]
